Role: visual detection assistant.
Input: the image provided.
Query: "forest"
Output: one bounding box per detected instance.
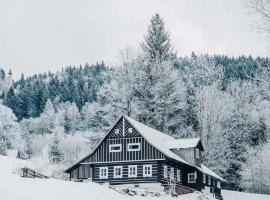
[0,13,270,194]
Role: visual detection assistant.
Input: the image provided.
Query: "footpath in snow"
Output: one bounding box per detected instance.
[0,156,270,200]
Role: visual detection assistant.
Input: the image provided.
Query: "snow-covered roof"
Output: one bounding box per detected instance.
[124,115,189,165]
[125,116,224,181]
[196,164,226,182]
[164,138,201,149]
[6,150,19,158]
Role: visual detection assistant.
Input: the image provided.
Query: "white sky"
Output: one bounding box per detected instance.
[0,0,268,79]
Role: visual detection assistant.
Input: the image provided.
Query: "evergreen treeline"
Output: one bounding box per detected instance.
[1,62,107,120]
[1,55,269,121]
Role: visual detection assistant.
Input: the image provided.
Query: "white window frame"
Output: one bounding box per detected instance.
[208,176,211,185]
[127,143,141,151]
[196,148,200,159]
[143,165,152,177]
[170,167,174,180]
[203,174,206,184]
[163,165,168,179]
[99,167,108,179]
[109,144,122,152]
[128,127,133,133]
[128,165,137,178]
[114,128,120,134]
[188,173,196,183]
[114,166,122,178]
[217,181,221,189]
[177,169,181,182]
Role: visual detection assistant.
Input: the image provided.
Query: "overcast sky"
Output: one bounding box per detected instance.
[0,0,268,79]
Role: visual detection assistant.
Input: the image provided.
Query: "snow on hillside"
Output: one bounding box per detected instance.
[0,156,269,200]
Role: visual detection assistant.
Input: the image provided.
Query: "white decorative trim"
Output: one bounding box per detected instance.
[109,144,122,152]
[114,166,123,178]
[177,169,181,182]
[188,173,196,183]
[143,164,152,177]
[127,143,141,151]
[170,167,174,180]
[128,165,137,178]
[163,165,168,179]
[99,167,108,179]
[80,158,165,165]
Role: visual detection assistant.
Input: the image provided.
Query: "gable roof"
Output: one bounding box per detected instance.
[124,115,189,165]
[64,115,225,182]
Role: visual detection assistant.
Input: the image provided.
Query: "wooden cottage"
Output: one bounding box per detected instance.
[64,115,225,198]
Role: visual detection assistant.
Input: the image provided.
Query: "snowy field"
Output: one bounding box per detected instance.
[0,156,270,200]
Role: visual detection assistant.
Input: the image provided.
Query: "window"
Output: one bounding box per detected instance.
[196,148,200,159]
[170,167,174,180]
[203,174,206,184]
[163,165,168,179]
[188,173,196,183]
[114,166,122,178]
[177,169,181,182]
[114,128,120,134]
[127,143,140,151]
[109,144,122,152]
[128,165,137,178]
[208,176,211,185]
[99,167,108,179]
[217,181,221,189]
[143,165,152,177]
[128,128,133,133]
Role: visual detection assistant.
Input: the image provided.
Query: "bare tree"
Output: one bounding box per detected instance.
[245,0,270,34]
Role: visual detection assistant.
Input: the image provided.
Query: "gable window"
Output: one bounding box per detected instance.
[143,165,152,177]
[196,148,200,159]
[177,169,181,182]
[208,176,211,185]
[170,167,174,180]
[188,173,196,183]
[163,165,168,179]
[203,174,206,184]
[114,166,122,178]
[128,165,137,178]
[109,144,122,152]
[114,128,120,134]
[217,181,221,189]
[128,128,133,133]
[127,143,140,151]
[99,167,108,179]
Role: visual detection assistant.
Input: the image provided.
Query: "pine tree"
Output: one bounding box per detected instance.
[141,13,175,63]
[49,133,62,164]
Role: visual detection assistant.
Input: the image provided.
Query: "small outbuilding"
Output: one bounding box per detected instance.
[6,149,22,159]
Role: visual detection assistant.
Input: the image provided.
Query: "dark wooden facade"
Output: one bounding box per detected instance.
[65,116,224,198]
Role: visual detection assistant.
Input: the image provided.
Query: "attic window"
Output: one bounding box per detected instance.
[127,143,140,151]
[115,128,120,134]
[109,144,122,152]
[128,127,133,133]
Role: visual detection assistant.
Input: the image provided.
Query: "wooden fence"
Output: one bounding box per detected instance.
[21,167,49,179]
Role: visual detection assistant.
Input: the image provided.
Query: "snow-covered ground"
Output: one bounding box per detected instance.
[0,156,269,200]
